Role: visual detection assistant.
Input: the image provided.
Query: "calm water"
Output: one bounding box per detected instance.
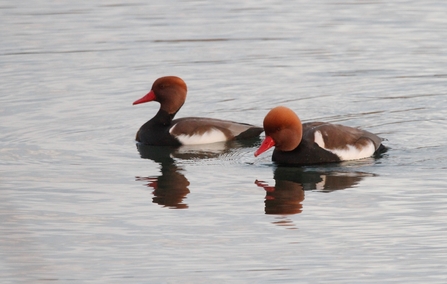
[1,0,447,282]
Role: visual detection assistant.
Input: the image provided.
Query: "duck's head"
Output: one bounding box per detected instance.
[254,106,303,157]
[133,76,187,115]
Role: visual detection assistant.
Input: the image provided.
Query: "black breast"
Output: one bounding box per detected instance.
[272,138,340,166]
[136,110,182,146]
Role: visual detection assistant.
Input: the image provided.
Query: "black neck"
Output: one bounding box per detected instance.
[150,109,175,126]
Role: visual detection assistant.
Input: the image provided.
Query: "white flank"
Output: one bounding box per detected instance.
[314,131,326,148]
[172,128,227,145]
[314,130,376,161]
[176,142,227,154]
[329,142,375,161]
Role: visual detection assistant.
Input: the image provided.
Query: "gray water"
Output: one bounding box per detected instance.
[2,0,447,283]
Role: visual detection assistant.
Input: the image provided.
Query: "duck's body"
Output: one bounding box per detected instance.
[133,76,263,146]
[255,107,386,166]
[136,113,263,146]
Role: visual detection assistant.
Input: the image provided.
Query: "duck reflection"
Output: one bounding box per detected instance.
[256,166,374,215]
[136,138,260,209]
[135,145,190,209]
[255,179,305,215]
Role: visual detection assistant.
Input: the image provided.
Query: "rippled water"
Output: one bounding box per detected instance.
[2,0,447,282]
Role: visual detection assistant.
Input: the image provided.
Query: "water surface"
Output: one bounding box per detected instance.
[1,0,447,282]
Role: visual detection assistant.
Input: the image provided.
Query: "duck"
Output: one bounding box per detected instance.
[133,76,263,146]
[254,106,386,165]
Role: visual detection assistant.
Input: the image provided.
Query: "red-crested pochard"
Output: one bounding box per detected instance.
[254,106,386,165]
[133,76,263,146]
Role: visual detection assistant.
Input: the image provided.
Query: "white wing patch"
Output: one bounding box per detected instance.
[170,126,227,145]
[314,130,376,161]
[314,131,326,148]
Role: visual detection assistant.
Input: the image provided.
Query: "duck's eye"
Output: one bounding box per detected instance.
[159,83,171,89]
